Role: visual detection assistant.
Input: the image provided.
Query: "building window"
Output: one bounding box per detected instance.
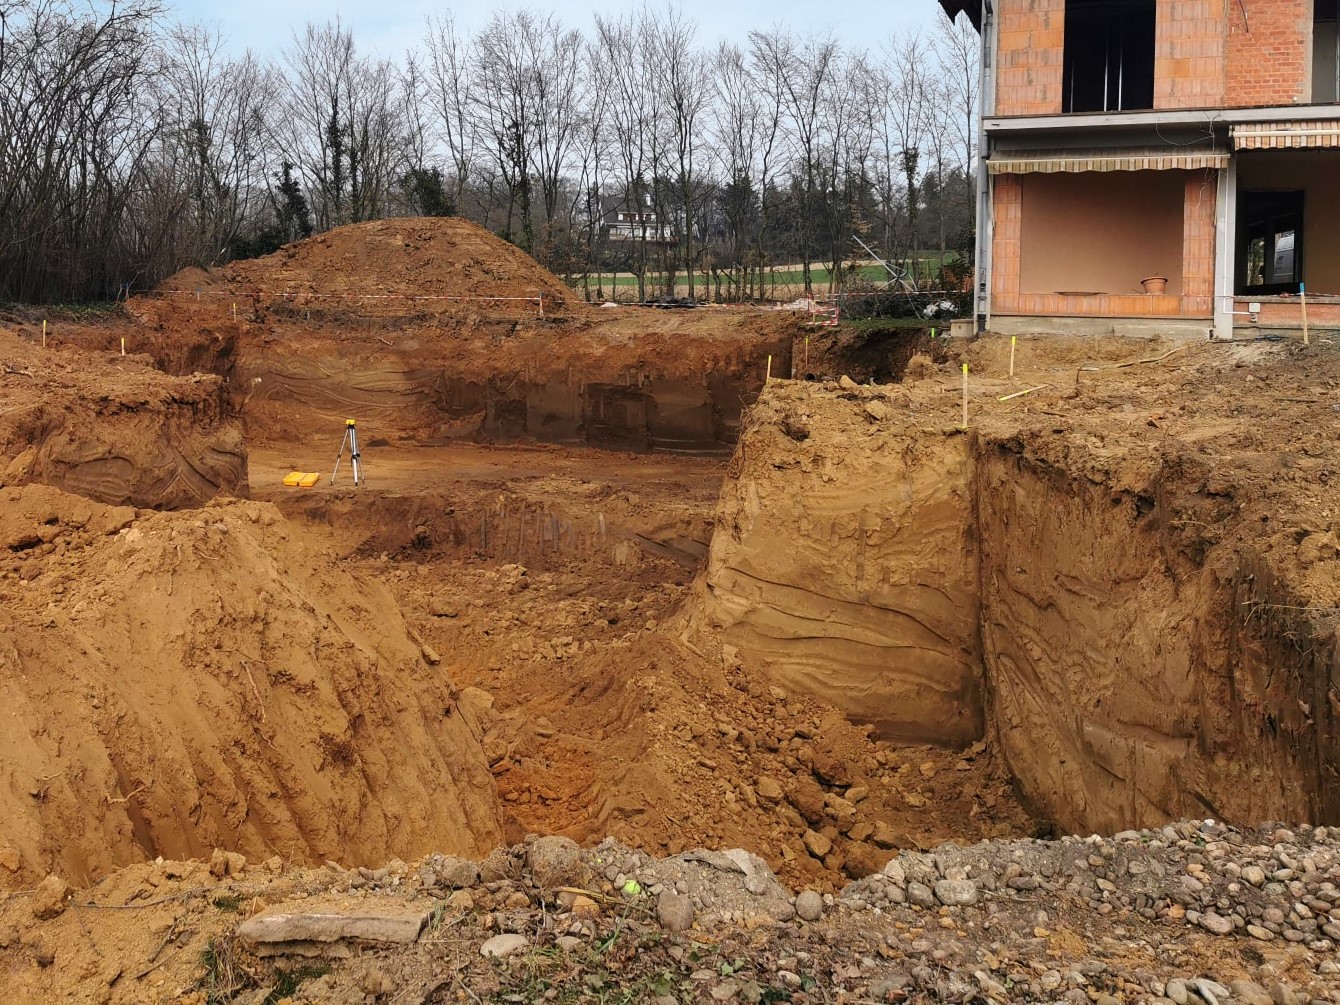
[1316,0,1339,103]
[1062,0,1156,113]
[1237,191,1304,295]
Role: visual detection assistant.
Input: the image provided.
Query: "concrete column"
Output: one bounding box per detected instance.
[975,0,996,333]
[1213,159,1238,341]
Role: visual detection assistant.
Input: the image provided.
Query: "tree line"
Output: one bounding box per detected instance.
[0,0,979,304]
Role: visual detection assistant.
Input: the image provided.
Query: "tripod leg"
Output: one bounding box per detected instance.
[350,428,363,486]
[331,428,348,484]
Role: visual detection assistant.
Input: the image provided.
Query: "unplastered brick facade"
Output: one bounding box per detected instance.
[994,0,1065,116]
[1154,0,1227,108]
[995,0,1314,116]
[1225,0,1310,108]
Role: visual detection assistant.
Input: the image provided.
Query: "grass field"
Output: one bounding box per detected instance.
[568,255,957,301]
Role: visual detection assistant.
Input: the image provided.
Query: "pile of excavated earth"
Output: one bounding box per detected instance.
[1,218,1339,1002]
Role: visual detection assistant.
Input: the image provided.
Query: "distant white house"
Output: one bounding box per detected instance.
[601,192,675,244]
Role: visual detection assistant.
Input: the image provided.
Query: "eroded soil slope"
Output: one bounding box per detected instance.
[0,330,245,508]
[0,484,502,884]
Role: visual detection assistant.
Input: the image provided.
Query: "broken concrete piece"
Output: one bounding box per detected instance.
[238,903,433,953]
[480,933,529,958]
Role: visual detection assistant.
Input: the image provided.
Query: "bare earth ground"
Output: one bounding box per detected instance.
[1,219,1340,1002]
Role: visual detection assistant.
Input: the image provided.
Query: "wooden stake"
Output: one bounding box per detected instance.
[232,302,237,320]
[961,364,969,430]
[120,337,125,356]
[998,384,1048,402]
[42,320,47,348]
[1009,336,1017,378]
[766,354,772,383]
[1301,282,1310,347]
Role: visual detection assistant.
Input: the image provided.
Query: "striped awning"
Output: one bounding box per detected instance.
[987,148,1230,174]
[1232,121,1340,150]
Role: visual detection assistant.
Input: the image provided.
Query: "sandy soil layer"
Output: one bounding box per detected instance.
[691,334,1340,837]
[0,330,245,508]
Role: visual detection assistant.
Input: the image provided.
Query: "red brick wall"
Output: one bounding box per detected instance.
[1225,0,1310,107]
[1181,171,1217,317]
[996,0,1314,115]
[995,0,1066,116]
[991,175,1023,299]
[1155,0,1228,108]
[991,169,1216,320]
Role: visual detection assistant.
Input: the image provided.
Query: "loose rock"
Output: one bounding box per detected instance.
[795,890,823,922]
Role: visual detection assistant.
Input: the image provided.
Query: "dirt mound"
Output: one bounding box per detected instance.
[215,216,573,315]
[0,484,502,884]
[0,328,246,507]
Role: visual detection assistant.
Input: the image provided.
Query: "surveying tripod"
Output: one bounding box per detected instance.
[330,418,365,486]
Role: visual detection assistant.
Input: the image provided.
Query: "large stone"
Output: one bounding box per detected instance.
[810,751,852,787]
[907,882,936,908]
[843,844,880,880]
[795,890,823,922]
[209,849,246,879]
[755,776,784,802]
[480,933,529,958]
[657,892,695,932]
[436,856,480,889]
[1198,912,1234,936]
[802,830,832,859]
[871,821,900,849]
[1229,980,1273,1005]
[786,778,827,825]
[238,905,432,947]
[881,859,907,885]
[934,879,979,907]
[30,875,68,920]
[527,836,585,889]
[570,896,600,920]
[823,796,857,830]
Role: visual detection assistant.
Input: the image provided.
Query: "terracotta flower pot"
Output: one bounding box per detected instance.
[1140,275,1168,295]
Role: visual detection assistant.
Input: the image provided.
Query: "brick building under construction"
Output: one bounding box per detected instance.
[941,0,1340,339]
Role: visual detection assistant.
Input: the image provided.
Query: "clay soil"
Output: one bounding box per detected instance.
[3,219,1340,1001]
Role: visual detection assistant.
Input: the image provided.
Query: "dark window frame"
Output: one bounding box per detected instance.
[1062,0,1157,113]
[1316,0,1340,104]
[1236,190,1305,296]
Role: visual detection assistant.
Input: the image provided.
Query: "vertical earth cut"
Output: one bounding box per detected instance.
[692,382,1336,835]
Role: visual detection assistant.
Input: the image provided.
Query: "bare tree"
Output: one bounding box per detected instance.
[278,19,408,230]
[647,7,709,300]
[750,30,838,296]
[881,32,934,281]
[144,23,271,267]
[424,13,476,213]
[594,12,653,301]
[933,14,980,180]
[709,42,763,301]
[0,0,165,300]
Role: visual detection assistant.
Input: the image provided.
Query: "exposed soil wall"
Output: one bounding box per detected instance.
[691,393,985,746]
[232,326,788,453]
[976,437,1322,835]
[0,331,246,508]
[0,485,503,884]
[692,376,1340,835]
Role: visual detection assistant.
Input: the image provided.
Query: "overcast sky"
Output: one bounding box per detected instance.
[167,0,947,59]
